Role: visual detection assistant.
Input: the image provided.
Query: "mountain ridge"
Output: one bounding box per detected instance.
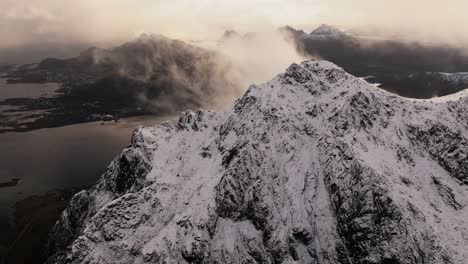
[46,60,468,264]
[0,34,240,133]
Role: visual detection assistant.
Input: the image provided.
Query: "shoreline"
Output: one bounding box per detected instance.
[0,105,152,134]
[0,186,88,264]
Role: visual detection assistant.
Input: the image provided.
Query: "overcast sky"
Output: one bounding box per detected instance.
[1,0,467,50]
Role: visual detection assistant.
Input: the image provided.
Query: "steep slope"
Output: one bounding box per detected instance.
[47,60,468,264]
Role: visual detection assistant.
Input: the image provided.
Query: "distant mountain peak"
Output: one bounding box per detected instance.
[310,24,344,36]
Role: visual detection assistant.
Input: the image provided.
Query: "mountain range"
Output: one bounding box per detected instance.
[2,24,468,133]
[8,34,234,111]
[46,60,468,264]
[279,25,468,98]
[0,34,239,133]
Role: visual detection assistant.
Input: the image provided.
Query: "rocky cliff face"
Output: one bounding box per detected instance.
[46,60,468,264]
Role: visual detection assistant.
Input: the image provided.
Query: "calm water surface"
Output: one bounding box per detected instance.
[0,78,61,100]
[0,115,174,238]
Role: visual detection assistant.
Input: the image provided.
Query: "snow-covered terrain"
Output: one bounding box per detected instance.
[410,72,468,85]
[47,60,468,264]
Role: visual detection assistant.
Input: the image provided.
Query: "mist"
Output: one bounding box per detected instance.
[213,29,307,90]
[1,0,468,64]
[1,0,467,107]
[75,30,305,113]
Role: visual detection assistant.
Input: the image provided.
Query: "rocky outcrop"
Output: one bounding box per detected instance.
[47,60,468,263]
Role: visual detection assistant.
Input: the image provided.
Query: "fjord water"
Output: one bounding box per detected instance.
[0,78,61,101]
[0,115,173,239]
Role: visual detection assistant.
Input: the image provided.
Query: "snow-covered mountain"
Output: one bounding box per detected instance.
[46,60,468,264]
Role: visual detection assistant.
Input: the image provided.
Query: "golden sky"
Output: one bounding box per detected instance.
[1,0,467,48]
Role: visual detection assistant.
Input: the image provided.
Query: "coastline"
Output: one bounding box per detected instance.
[0,187,87,264]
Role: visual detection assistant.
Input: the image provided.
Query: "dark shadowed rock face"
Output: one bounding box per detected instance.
[47,60,468,264]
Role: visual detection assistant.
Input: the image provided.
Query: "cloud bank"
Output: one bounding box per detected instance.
[1,0,467,52]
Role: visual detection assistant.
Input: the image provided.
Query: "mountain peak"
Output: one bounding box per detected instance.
[47,60,468,264]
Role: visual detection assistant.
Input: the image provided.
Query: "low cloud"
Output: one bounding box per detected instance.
[1,0,467,58]
[212,29,307,89]
[73,29,305,113]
